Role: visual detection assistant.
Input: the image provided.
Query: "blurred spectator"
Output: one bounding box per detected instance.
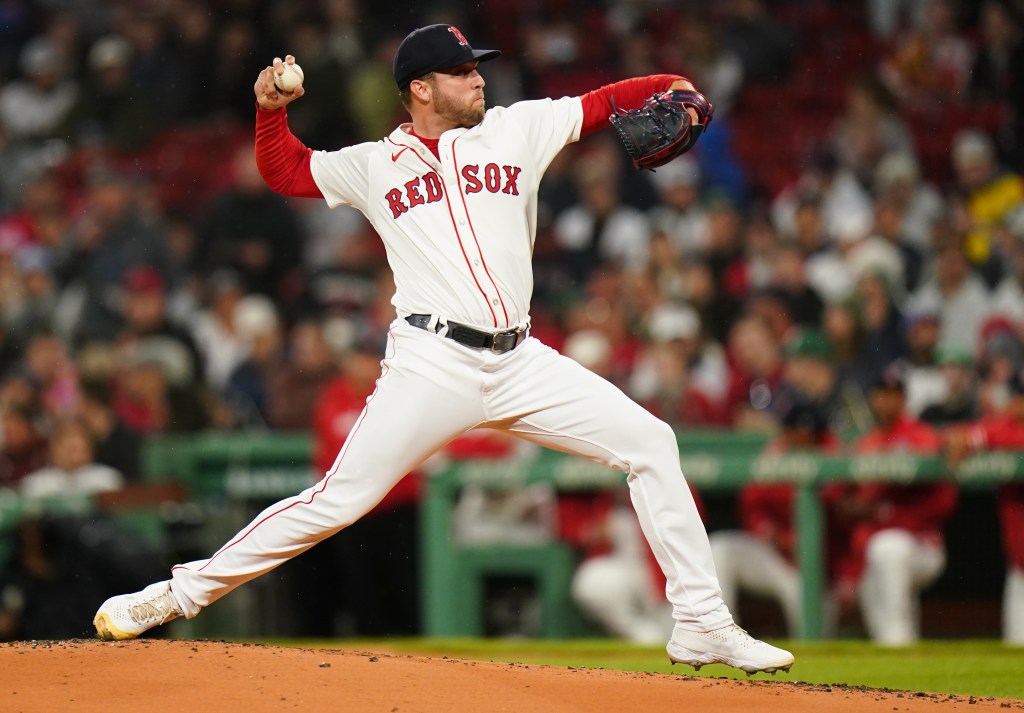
[18,330,77,419]
[944,369,1024,644]
[0,404,47,489]
[828,74,914,189]
[991,208,1024,322]
[836,207,906,308]
[195,145,305,300]
[190,270,248,392]
[745,285,798,347]
[298,201,376,276]
[118,8,186,121]
[834,208,906,306]
[55,168,177,345]
[166,1,218,124]
[741,211,781,293]
[646,156,709,259]
[554,157,651,283]
[348,33,406,142]
[776,327,870,434]
[668,15,744,116]
[772,146,873,246]
[59,34,161,152]
[0,324,20,378]
[906,240,993,354]
[265,317,338,430]
[0,37,77,143]
[918,343,979,426]
[769,243,828,324]
[225,295,285,428]
[724,313,786,430]
[77,378,143,481]
[703,197,750,306]
[866,0,930,39]
[977,317,1024,417]
[19,416,122,501]
[0,414,163,640]
[873,151,945,256]
[786,194,852,305]
[111,337,212,435]
[852,271,909,389]
[323,0,366,68]
[821,299,862,378]
[4,245,59,343]
[563,328,617,384]
[969,0,1024,104]
[878,0,973,108]
[969,1,1024,171]
[640,231,689,305]
[951,129,1024,278]
[871,195,925,293]
[628,302,727,427]
[827,364,956,646]
[718,0,795,84]
[0,166,68,251]
[902,308,945,415]
[681,257,743,345]
[710,397,842,637]
[115,266,204,389]
[204,19,265,125]
[277,18,356,148]
[561,267,639,376]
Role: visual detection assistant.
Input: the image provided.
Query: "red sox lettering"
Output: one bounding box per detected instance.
[384,164,522,218]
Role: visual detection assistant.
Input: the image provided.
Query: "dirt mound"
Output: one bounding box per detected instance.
[1,639,1020,712]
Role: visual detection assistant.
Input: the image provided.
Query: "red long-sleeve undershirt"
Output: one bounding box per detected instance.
[578,74,682,138]
[254,74,685,198]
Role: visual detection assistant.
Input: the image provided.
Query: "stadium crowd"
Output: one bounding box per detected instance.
[0,0,1023,644]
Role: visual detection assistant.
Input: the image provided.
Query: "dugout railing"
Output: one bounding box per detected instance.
[38,431,1017,640]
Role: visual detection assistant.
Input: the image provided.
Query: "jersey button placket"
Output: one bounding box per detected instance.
[442,144,501,325]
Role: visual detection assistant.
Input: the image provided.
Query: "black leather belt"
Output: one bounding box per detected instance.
[405,314,527,354]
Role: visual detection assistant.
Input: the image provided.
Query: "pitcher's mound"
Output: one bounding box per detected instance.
[1,639,1019,712]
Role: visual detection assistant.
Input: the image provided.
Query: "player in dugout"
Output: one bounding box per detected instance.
[93,24,793,675]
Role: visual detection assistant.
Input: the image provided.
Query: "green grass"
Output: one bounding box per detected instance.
[265,637,1024,700]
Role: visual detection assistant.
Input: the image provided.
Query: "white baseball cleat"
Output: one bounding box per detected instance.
[666,623,795,675]
[94,581,183,641]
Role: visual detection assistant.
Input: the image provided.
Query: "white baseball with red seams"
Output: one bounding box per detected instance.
[166,95,734,636]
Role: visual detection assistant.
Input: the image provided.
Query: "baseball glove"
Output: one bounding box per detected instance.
[609,89,715,171]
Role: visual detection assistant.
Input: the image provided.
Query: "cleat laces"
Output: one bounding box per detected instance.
[128,591,178,626]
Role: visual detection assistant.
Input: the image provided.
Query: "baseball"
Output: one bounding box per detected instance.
[274,61,304,92]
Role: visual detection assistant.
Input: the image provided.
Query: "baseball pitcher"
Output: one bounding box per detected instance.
[94,24,793,675]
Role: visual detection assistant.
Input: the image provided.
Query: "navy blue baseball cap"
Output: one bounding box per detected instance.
[393,24,500,90]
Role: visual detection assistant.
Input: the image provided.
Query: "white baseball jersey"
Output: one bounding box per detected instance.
[309,97,583,331]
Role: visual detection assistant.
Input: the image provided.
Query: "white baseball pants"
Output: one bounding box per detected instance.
[1005,566,1024,645]
[170,320,732,631]
[858,528,945,646]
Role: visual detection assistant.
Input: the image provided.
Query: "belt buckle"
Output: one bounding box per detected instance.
[490,330,518,353]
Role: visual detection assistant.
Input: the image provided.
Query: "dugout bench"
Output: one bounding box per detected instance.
[424,448,1024,640]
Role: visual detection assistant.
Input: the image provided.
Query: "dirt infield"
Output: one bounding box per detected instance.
[1,639,1021,712]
